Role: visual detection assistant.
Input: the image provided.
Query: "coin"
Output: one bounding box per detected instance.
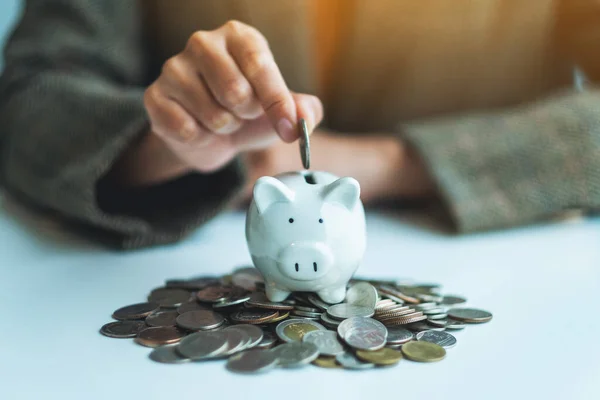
[414,302,438,311]
[264,311,289,323]
[112,302,159,320]
[346,282,379,309]
[379,312,427,326]
[196,286,233,303]
[447,308,492,323]
[166,277,219,290]
[401,341,446,362]
[327,304,375,320]
[177,331,229,360]
[145,310,179,327]
[276,319,326,342]
[227,324,264,349]
[271,341,319,368]
[212,288,251,309]
[338,317,387,351]
[255,331,277,349]
[427,313,448,320]
[378,285,419,304]
[295,305,321,313]
[427,318,448,328]
[320,312,341,329]
[298,118,310,169]
[226,349,278,374]
[176,310,225,331]
[231,267,264,291]
[176,301,211,314]
[441,295,467,305]
[246,292,294,310]
[134,327,186,348]
[149,345,191,364]
[356,348,402,365]
[422,307,446,315]
[302,330,344,356]
[230,309,279,324]
[307,294,331,311]
[312,356,341,368]
[335,352,375,370]
[100,321,146,338]
[416,330,457,349]
[445,320,466,330]
[148,288,192,308]
[220,328,250,356]
[406,321,438,332]
[385,326,414,345]
[292,310,322,318]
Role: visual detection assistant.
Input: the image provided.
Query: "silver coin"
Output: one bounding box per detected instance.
[255,331,277,349]
[345,282,379,309]
[275,319,327,343]
[294,305,321,313]
[226,325,264,349]
[327,304,374,320]
[177,331,229,360]
[149,345,190,364]
[416,293,443,303]
[271,342,319,368]
[307,294,331,311]
[379,293,405,305]
[226,349,278,374]
[212,291,251,309]
[100,320,147,338]
[447,308,492,323]
[302,330,345,356]
[298,118,310,169]
[427,313,448,320]
[220,328,250,356]
[416,330,457,348]
[427,318,448,327]
[320,313,342,328]
[176,310,225,331]
[445,320,466,330]
[292,310,322,318]
[414,302,438,311]
[386,326,414,345]
[422,308,446,315]
[335,352,375,370]
[338,317,387,351]
[441,295,467,306]
[287,315,319,321]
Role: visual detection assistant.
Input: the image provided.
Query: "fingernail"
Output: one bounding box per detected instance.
[276,118,295,141]
[179,125,197,142]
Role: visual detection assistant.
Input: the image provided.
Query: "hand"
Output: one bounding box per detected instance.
[115,21,323,187]
[241,131,435,204]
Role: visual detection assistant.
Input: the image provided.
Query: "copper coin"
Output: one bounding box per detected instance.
[147,288,192,308]
[134,327,186,347]
[380,313,427,326]
[176,310,225,331]
[246,292,295,310]
[145,310,179,327]
[177,301,211,314]
[112,302,159,320]
[212,287,251,309]
[376,307,414,318]
[100,321,146,338]
[231,309,279,324]
[263,311,290,324]
[196,286,234,303]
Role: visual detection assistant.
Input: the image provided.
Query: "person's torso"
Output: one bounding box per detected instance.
[143,0,573,132]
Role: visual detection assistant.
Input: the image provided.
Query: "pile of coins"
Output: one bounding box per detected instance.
[100,267,492,373]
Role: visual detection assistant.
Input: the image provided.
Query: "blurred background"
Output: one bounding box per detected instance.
[0,0,21,71]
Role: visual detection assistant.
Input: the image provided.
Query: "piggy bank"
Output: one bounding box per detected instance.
[245,171,366,304]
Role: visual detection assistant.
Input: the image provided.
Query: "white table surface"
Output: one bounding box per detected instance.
[1,194,599,400]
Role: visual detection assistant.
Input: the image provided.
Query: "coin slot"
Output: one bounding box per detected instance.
[295,263,299,272]
[304,173,317,185]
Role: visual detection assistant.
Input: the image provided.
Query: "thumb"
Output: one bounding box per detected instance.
[293,93,323,135]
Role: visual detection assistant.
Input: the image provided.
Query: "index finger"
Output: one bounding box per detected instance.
[226,25,297,142]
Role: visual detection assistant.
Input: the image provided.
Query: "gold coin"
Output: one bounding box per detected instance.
[283,323,319,341]
[312,356,341,369]
[401,341,446,362]
[264,311,290,323]
[355,348,403,365]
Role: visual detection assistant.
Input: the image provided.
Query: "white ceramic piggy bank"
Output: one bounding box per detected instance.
[245,171,366,304]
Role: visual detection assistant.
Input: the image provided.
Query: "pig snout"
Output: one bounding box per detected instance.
[278,242,333,281]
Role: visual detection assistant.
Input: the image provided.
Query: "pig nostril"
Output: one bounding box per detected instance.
[295,263,299,272]
[313,262,317,272]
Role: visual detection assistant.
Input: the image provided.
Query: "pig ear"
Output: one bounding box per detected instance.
[253,176,295,214]
[322,177,361,210]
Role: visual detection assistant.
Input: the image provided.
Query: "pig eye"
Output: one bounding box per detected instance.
[319,218,323,223]
[289,218,294,223]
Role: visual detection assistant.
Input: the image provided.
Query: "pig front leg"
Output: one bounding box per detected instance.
[265,285,291,302]
[317,286,347,304]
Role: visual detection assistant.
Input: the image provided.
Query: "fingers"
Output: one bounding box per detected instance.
[160,56,242,135]
[293,93,324,134]
[225,21,298,142]
[184,30,263,120]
